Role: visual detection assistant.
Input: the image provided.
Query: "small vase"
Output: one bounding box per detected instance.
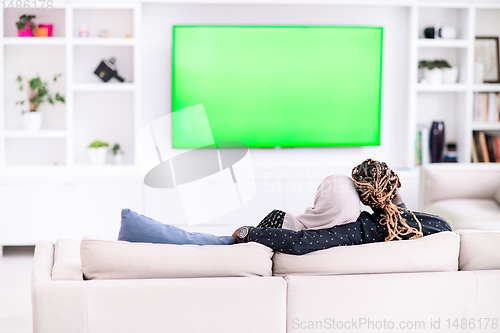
[22,112,43,131]
[424,68,442,85]
[88,147,108,165]
[430,121,445,163]
[112,154,123,165]
[442,67,458,84]
[18,22,34,37]
[35,27,49,37]
[38,24,53,37]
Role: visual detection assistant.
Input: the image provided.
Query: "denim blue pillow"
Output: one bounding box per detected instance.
[118,209,235,245]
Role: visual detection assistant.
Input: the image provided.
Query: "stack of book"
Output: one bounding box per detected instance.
[415,125,429,166]
[472,131,500,162]
[473,93,500,123]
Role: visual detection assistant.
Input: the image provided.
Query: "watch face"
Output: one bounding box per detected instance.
[238,227,248,240]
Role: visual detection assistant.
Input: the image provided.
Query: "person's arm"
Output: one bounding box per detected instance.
[248,226,355,255]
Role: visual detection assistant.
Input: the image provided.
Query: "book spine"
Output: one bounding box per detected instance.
[474,92,480,122]
[471,135,478,163]
[495,136,500,162]
[486,134,497,162]
[498,92,500,121]
[488,92,498,123]
[479,131,490,163]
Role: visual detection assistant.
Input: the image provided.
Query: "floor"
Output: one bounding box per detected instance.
[0,246,34,333]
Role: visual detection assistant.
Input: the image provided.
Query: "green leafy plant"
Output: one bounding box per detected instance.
[111,144,123,155]
[435,60,451,68]
[16,74,65,113]
[418,59,451,70]
[15,15,36,32]
[88,140,109,148]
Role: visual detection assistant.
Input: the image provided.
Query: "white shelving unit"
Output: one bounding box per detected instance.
[0,2,141,167]
[409,2,500,166]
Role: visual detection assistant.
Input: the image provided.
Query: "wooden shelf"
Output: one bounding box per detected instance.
[3,130,68,138]
[72,38,135,46]
[417,39,469,48]
[471,123,500,131]
[73,83,136,92]
[416,84,467,92]
[473,84,500,92]
[3,37,67,46]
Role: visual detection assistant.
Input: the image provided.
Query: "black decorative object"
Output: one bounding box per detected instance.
[430,121,445,163]
[94,57,125,82]
[424,26,456,39]
[444,142,457,163]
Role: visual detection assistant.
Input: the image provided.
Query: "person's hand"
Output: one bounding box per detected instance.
[231,226,253,243]
[392,174,404,205]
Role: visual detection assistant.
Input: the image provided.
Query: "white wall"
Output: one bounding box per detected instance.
[140,4,415,235]
[141,3,411,169]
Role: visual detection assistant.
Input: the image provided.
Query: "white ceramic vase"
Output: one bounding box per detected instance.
[22,112,43,131]
[442,67,458,84]
[424,68,442,85]
[112,154,123,165]
[88,147,108,165]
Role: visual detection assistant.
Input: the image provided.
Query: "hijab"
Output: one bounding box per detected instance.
[282,174,361,231]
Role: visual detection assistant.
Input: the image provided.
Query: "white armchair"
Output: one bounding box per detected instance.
[419,163,500,231]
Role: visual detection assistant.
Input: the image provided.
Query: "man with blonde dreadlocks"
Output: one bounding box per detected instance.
[233,158,451,254]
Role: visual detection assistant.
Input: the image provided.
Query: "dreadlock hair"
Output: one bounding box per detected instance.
[351,158,423,241]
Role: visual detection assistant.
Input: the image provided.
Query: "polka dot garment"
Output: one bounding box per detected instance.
[256,210,285,229]
[248,203,452,255]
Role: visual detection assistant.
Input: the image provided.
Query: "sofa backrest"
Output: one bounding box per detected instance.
[458,230,500,271]
[272,231,460,276]
[419,163,500,210]
[80,236,274,279]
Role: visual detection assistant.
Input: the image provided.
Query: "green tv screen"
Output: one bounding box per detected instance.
[173,26,383,148]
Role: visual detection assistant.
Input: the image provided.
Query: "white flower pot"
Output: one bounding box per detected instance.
[112,154,123,165]
[22,112,43,131]
[88,147,108,165]
[424,68,442,85]
[442,67,458,84]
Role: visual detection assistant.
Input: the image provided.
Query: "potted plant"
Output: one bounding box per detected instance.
[16,74,65,131]
[419,60,443,84]
[110,143,124,165]
[439,60,459,84]
[16,15,36,37]
[88,140,109,165]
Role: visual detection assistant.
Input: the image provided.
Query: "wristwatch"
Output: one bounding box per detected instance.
[237,226,251,242]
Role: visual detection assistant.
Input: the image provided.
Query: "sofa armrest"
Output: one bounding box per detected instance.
[419,164,500,210]
[32,241,88,333]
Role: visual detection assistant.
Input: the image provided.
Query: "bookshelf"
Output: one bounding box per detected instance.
[0,2,141,167]
[410,2,500,166]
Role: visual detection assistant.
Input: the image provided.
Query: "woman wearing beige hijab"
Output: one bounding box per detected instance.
[253,174,361,231]
[119,174,361,246]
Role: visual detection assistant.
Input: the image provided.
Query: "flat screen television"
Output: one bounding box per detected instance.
[172,26,383,148]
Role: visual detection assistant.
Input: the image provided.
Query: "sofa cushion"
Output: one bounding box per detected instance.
[52,238,83,281]
[80,236,273,280]
[425,199,500,231]
[272,231,459,276]
[458,230,500,271]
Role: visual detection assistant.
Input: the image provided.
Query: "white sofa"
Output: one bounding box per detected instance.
[419,163,500,231]
[32,231,500,333]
